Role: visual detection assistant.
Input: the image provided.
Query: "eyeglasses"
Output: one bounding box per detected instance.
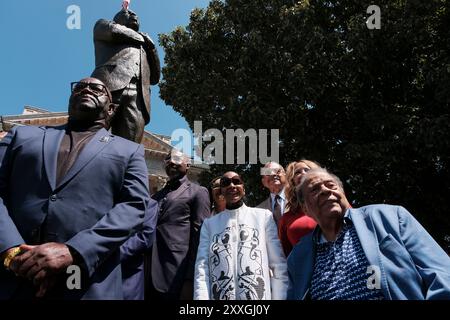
[260,167,285,176]
[220,176,243,188]
[71,82,112,101]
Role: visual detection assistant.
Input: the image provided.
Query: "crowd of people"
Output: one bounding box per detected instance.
[1,77,449,300]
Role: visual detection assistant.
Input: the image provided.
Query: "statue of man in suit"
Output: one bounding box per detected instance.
[91,8,160,143]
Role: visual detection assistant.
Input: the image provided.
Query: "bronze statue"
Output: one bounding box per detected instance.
[91,8,160,143]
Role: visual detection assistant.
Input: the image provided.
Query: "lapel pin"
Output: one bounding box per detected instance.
[100,136,111,143]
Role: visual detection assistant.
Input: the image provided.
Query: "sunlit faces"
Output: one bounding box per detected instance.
[261,163,286,194]
[164,150,190,180]
[68,77,113,123]
[220,172,245,205]
[301,171,351,223]
[293,162,312,186]
[211,178,226,210]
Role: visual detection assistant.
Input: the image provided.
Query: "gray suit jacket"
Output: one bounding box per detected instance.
[257,194,288,214]
[257,197,272,211]
[91,19,160,123]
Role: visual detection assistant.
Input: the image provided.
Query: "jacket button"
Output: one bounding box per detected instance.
[50,195,57,201]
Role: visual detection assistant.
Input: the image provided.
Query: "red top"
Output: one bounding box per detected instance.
[278,208,317,257]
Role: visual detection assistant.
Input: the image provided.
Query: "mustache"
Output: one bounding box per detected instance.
[71,92,102,106]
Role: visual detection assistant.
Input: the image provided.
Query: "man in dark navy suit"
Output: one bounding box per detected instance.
[0,77,150,299]
[120,198,158,300]
[146,149,211,300]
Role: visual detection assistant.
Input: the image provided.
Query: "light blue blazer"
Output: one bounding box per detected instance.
[287,204,450,300]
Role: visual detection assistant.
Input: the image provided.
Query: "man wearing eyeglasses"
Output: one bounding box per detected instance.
[257,162,287,226]
[0,77,151,299]
[194,171,288,300]
[145,149,210,300]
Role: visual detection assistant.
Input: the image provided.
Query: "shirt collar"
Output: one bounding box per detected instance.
[225,203,247,216]
[270,188,285,202]
[166,174,188,190]
[313,209,353,244]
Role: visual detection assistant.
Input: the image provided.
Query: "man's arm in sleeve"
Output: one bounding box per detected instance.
[0,127,25,256]
[66,144,149,277]
[120,198,158,263]
[93,19,144,44]
[265,210,288,300]
[186,186,211,280]
[193,220,211,300]
[397,206,450,299]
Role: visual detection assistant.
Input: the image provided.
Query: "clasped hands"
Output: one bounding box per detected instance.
[7,243,74,298]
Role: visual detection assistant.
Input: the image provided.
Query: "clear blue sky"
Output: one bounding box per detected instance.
[0,0,210,137]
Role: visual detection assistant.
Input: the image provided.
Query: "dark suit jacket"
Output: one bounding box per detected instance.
[0,125,149,299]
[120,198,158,300]
[91,19,160,124]
[148,175,210,296]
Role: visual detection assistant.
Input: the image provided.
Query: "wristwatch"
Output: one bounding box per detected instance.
[3,247,22,270]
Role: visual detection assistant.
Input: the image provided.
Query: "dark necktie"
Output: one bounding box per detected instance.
[273,194,282,226]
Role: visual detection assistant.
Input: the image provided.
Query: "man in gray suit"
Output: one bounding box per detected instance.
[257,161,287,226]
[91,8,160,143]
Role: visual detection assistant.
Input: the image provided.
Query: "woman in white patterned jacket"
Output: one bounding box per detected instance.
[194,171,288,300]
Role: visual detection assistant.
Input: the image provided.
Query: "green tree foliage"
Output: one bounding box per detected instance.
[159,0,450,251]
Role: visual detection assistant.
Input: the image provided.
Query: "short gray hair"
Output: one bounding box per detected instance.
[295,168,344,203]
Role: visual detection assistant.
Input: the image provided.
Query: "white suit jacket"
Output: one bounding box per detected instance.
[194,204,288,300]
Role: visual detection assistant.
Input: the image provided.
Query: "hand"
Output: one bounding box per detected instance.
[10,243,74,292]
[36,275,57,298]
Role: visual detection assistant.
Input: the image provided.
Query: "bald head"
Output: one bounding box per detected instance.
[68,77,116,126]
[164,149,190,180]
[114,9,140,31]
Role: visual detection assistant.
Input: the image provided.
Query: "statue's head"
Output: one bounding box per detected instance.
[68,77,117,128]
[114,9,139,31]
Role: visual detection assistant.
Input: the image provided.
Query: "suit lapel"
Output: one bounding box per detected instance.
[170,181,190,199]
[158,179,190,221]
[349,208,392,299]
[43,126,66,191]
[349,209,380,269]
[264,197,271,211]
[56,128,113,189]
[291,233,315,299]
